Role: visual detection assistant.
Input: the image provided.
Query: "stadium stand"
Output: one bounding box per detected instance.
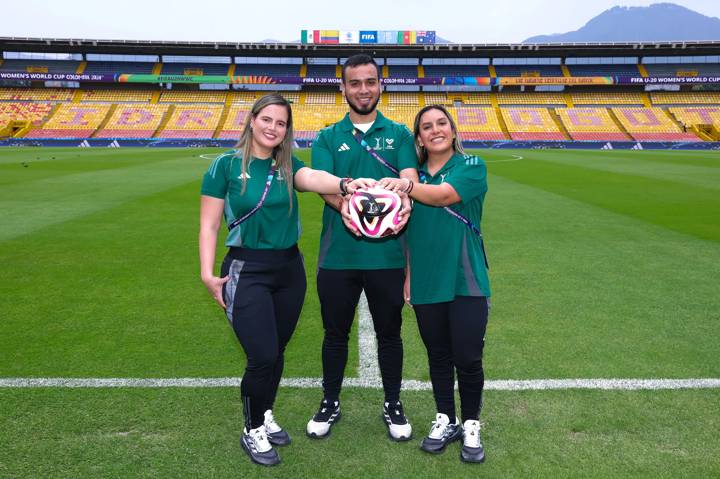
[644,63,720,77]
[83,62,154,75]
[80,90,154,103]
[0,60,80,73]
[556,107,630,141]
[161,63,230,75]
[501,107,565,140]
[292,104,347,140]
[453,93,492,105]
[0,88,73,102]
[424,92,451,105]
[612,107,700,141]
[423,65,490,77]
[305,92,336,104]
[25,104,112,138]
[231,91,262,105]
[216,106,249,139]
[383,106,417,130]
[493,65,564,77]
[451,106,507,140]
[650,92,720,104]
[157,104,223,138]
[0,102,54,126]
[233,64,301,77]
[497,92,566,105]
[306,64,338,78]
[571,92,645,105]
[95,104,170,138]
[159,90,227,103]
[386,92,420,105]
[566,64,641,76]
[387,65,418,78]
[668,107,720,128]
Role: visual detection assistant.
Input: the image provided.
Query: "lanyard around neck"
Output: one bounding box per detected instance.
[227,163,278,231]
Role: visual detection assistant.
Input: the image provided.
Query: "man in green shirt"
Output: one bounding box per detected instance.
[306,54,419,442]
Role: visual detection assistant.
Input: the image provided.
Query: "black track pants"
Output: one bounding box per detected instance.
[317,267,405,402]
[221,245,306,429]
[413,296,489,423]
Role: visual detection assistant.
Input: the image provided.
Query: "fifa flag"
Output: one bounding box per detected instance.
[339,30,360,44]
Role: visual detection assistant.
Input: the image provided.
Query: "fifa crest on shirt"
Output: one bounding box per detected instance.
[371,137,394,151]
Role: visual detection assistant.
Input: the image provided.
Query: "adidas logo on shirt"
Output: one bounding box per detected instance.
[337,143,350,152]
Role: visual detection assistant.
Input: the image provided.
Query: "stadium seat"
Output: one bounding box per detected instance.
[451,107,507,140]
[0,103,54,126]
[501,107,565,141]
[612,107,701,142]
[95,104,170,138]
[25,104,112,138]
[157,104,223,138]
[556,108,630,141]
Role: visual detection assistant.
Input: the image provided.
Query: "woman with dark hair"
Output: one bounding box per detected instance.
[380,104,491,463]
[199,93,371,466]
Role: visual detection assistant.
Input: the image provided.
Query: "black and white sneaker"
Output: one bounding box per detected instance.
[241,425,280,466]
[420,413,462,454]
[306,399,341,438]
[264,409,291,446]
[383,401,412,441]
[460,419,485,463]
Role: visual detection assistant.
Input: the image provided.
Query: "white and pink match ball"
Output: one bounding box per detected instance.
[348,186,402,238]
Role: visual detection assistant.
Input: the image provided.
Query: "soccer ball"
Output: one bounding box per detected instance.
[348,186,402,238]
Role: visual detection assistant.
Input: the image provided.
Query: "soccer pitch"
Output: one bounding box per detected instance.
[1,147,719,477]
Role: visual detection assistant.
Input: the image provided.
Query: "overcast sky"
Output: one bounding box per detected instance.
[3,0,719,44]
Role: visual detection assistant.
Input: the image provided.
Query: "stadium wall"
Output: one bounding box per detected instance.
[2,138,718,150]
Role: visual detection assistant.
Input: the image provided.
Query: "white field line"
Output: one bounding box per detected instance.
[486,155,523,163]
[2,377,720,391]
[357,291,381,385]
[4,281,719,392]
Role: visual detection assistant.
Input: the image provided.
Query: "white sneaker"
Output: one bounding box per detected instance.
[420,413,462,453]
[460,419,485,463]
[383,401,412,441]
[306,399,341,438]
[241,425,280,466]
[264,409,291,446]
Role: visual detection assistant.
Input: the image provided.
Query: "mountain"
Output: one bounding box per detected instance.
[523,3,720,43]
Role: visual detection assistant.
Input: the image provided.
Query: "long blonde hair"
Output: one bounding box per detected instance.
[235,93,295,210]
[412,104,464,166]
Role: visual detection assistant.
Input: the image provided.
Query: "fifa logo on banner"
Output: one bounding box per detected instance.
[359,31,378,44]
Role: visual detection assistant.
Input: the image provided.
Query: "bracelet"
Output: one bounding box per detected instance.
[405,179,414,195]
[339,177,353,195]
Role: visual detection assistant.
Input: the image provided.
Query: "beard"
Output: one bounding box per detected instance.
[345,92,380,116]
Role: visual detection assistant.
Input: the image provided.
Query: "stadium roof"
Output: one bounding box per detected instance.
[3,36,720,59]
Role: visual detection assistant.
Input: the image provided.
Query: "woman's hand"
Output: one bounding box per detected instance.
[389,192,412,234]
[345,177,377,195]
[202,275,230,309]
[378,177,411,193]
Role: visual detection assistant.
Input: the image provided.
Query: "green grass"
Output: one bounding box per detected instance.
[1,147,719,477]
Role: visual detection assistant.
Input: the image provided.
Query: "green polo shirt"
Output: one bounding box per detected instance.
[201,150,306,249]
[312,111,417,270]
[408,153,491,304]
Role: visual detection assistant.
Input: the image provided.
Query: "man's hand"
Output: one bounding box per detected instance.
[340,195,362,236]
